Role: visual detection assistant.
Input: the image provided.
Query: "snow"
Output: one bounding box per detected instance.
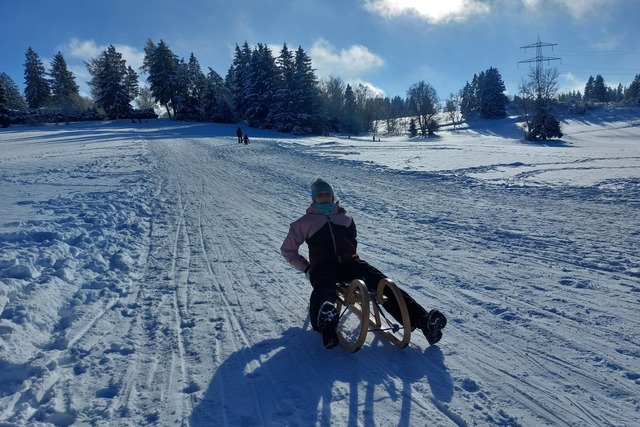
[1,109,639,426]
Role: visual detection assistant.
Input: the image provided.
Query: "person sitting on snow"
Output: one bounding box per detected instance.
[280,179,447,349]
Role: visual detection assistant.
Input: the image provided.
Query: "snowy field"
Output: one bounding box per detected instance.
[1,108,639,426]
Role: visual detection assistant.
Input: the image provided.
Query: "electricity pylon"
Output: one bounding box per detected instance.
[518,37,561,96]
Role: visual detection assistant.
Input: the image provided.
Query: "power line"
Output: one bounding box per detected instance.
[555,49,640,57]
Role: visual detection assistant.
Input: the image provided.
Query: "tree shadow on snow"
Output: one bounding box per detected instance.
[189,326,453,426]
[521,138,572,148]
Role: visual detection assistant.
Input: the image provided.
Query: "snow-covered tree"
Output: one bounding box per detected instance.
[0,73,28,110]
[227,42,253,120]
[142,39,180,118]
[49,51,80,107]
[202,67,235,123]
[135,85,156,110]
[86,45,139,119]
[244,43,279,128]
[267,44,320,133]
[290,46,320,133]
[23,47,51,109]
[267,43,295,132]
[175,53,208,121]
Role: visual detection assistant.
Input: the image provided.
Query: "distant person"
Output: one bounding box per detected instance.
[243,134,249,145]
[236,127,243,143]
[280,179,447,349]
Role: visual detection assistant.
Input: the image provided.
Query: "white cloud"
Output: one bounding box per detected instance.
[309,38,384,79]
[364,0,618,22]
[61,38,145,71]
[363,0,490,23]
[559,72,585,93]
[55,38,146,96]
[548,0,617,20]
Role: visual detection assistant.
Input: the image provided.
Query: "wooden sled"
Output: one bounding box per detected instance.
[334,278,411,353]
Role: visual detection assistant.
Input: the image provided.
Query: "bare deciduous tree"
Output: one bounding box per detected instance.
[407,81,439,137]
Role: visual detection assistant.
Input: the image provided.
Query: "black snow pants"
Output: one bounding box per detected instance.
[308,259,427,331]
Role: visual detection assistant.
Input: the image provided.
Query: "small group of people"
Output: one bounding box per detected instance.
[281,179,447,349]
[236,127,249,144]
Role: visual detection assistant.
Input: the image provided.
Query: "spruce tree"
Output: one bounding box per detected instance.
[593,75,608,102]
[343,84,359,134]
[460,68,508,119]
[459,81,475,117]
[291,46,319,133]
[24,47,51,109]
[625,74,640,106]
[245,43,278,128]
[0,73,28,110]
[478,67,508,119]
[0,81,7,112]
[203,68,235,123]
[86,45,138,119]
[0,80,8,127]
[584,76,595,102]
[519,66,562,141]
[228,42,253,120]
[184,53,207,120]
[143,39,180,118]
[268,43,295,132]
[527,96,563,141]
[409,118,417,137]
[50,51,80,107]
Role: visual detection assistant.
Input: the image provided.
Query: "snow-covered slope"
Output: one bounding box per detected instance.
[1,112,639,426]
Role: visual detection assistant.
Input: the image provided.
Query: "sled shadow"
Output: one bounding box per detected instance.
[189,326,453,426]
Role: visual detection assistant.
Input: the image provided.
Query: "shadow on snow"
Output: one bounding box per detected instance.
[190,326,453,426]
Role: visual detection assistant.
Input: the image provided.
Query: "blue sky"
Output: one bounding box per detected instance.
[1,0,639,101]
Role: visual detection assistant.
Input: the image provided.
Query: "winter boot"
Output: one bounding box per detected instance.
[317,301,339,349]
[418,309,447,345]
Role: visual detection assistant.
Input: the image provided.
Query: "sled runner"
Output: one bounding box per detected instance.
[334,278,411,352]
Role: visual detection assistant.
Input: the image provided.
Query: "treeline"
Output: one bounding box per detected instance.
[557,73,640,105]
[1,39,504,135]
[2,39,640,133]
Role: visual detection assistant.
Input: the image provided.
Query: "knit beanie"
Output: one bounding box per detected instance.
[310,179,334,201]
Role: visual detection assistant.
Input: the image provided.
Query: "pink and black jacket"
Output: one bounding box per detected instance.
[280,202,359,273]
